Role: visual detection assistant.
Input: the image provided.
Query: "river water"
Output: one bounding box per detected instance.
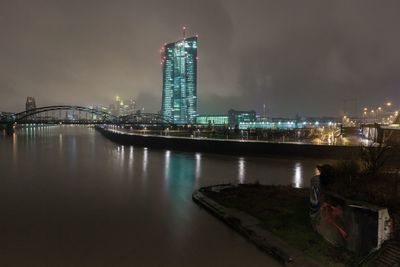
[0,126,329,266]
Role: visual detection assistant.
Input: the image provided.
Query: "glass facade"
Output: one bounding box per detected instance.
[239,121,301,130]
[196,115,228,125]
[238,120,335,129]
[228,109,256,126]
[161,36,198,124]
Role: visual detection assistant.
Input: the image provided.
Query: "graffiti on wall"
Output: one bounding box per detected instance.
[310,175,393,255]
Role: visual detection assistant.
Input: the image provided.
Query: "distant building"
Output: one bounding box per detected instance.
[25,97,36,111]
[238,116,340,130]
[161,33,198,124]
[128,99,136,115]
[196,110,256,127]
[196,114,228,126]
[115,96,123,116]
[228,109,256,126]
[109,96,137,117]
[108,104,116,116]
[239,120,299,130]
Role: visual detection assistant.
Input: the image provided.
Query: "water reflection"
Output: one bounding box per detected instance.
[164,150,171,180]
[12,132,17,165]
[143,148,148,174]
[164,152,196,238]
[293,162,303,188]
[164,151,196,193]
[128,146,134,176]
[59,133,63,152]
[238,157,246,184]
[66,135,77,171]
[121,146,125,165]
[195,153,201,187]
[129,146,134,160]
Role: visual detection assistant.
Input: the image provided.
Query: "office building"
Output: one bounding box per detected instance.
[161,33,198,124]
[228,109,256,126]
[196,114,228,126]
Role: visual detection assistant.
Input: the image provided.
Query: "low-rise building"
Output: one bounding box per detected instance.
[228,109,256,126]
[196,114,228,126]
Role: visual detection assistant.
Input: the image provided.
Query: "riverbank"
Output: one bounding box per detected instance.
[193,184,363,267]
[96,126,361,159]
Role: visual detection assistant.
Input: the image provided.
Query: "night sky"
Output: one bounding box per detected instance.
[1,0,399,117]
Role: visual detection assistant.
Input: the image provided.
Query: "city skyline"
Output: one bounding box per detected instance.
[0,0,399,117]
[1,2,400,265]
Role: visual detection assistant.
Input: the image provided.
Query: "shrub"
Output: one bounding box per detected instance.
[360,143,392,175]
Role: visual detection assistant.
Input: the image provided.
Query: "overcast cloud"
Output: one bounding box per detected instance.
[1,0,399,116]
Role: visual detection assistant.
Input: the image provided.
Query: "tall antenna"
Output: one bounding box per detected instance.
[182,26,187,39]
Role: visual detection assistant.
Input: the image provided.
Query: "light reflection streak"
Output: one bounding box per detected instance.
[238,157,245,184]
[164,150,171,180]
[128,146,134,176]
[129,146,134,160]
[59,133,63,153]
[120,145,125,162]
[195,153,201,187]
[12,132,17,164]
[142,148,148,173]
[293,162,303,188]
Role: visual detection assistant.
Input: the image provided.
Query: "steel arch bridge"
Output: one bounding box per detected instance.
[0,106,174,126]
[1,105,118,124]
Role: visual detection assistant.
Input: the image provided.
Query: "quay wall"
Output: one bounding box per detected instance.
[96,127,361,159]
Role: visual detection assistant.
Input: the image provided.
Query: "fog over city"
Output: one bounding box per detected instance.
[1,0,399,116]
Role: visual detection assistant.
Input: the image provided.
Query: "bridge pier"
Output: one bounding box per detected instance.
[6,123,15,135]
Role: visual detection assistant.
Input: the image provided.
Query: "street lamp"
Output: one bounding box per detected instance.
[370,110,376,123]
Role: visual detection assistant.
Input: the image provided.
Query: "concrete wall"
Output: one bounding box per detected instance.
[310,176,393,255]
[97,127,361,159]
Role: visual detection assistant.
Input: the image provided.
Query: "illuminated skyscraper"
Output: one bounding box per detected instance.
[161,32,197,124]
